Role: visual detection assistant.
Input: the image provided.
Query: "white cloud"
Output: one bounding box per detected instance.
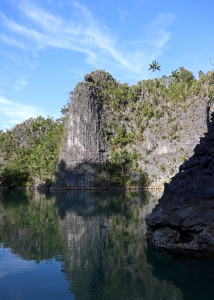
[0,1,173,76]
[14,77,28,91]
[0,50,38,91]
[0,34,25,49]
[0,1,174,88]
[123,13,174,75]
[145,13,174,58]
[118,9,128,22]
[0,96,46,129]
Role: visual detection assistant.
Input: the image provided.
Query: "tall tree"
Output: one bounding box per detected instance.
[171,69,180,82]
[198,70,205,80]
[148,60,161,78]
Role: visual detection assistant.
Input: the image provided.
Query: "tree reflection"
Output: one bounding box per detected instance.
[0,189,184,300]
[0,189,66,262]
[54,190,182,300]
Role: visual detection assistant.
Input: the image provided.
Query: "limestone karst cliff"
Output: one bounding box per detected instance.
[56,69,214,189]
[1,68,214,189]
[146,112,214,258]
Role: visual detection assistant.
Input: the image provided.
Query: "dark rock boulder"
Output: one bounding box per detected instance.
[146,112,214,258]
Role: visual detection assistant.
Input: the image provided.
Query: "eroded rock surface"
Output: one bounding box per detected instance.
[56,70,210,189]
[146,112,214,258]
[56,71,113,188]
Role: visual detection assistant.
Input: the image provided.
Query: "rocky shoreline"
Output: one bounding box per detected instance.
[0,185,164,191]
[146,112,214,258]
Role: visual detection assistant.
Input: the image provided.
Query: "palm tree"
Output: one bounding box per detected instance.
[171,69,180,82]
[148,60,161,78]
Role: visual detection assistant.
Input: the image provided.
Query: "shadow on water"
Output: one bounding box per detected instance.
[0,189,30,204]
[53,189,154,218]
[146,244,214,300]
[53,190,182,300]
[1,189,214,299]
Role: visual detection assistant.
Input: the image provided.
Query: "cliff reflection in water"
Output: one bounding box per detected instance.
[53,190,182,300]
[1,189,213,299]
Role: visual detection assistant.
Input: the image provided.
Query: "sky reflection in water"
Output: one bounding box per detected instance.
[0,189,213,300]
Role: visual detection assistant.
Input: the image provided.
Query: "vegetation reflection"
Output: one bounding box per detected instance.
[0,189,183,299]
[0,189,65,262]
[54,190,182,300]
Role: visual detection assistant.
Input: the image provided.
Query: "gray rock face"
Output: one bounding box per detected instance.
[146,112,214,258]
[57,70,210,189]
[56,71,113,188]
[60,78,106,166]
[138,96,208,187]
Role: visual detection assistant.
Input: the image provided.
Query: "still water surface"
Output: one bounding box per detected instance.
[0,189,214,300]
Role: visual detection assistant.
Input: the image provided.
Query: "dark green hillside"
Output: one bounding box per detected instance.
[0,116,65,188]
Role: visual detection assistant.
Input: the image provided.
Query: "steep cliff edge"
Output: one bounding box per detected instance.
[56,69,214,189]
[59,72,112,166]
[146,112,214,258]
[1,68,214,189]
[56,71,112,188]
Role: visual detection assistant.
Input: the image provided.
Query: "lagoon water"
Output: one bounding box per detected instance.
[0,190,214,300]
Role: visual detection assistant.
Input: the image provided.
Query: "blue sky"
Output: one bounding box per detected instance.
[0,0,214,130]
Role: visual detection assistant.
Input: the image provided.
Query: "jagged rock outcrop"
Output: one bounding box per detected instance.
[60,72,113,166]
[56,71,113,188]
[2,69,214,189]
[56,69,211,189]
[146,112,214,258]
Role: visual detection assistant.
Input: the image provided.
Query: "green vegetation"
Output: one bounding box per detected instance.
[148,60,161,78]
[88,68,214,143]
[86,68,214,187]
[0,107,68,188]
[1,67,214,188]
[92,149,148,187]
[0,190,66,262]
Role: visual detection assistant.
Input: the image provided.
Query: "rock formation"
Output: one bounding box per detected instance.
[56,69,211,189]
[60,72,111,166]
[146,112,214,258]
[1,69,214,189]
[56,71,112,188]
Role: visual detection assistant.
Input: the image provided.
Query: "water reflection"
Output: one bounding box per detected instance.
[54,190,181,300]
[0,189,213,299]
[0,189,65,262]
[146,245,214,300]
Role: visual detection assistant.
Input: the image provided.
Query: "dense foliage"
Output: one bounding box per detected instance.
[0,113,67,188]
[89,67,214,142]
